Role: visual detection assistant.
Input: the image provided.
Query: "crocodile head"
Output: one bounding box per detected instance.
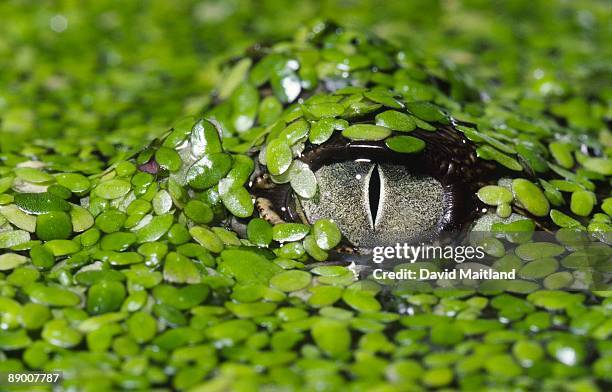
[127,21,609,292]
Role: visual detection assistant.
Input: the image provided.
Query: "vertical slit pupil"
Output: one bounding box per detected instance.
[368,164,381,224]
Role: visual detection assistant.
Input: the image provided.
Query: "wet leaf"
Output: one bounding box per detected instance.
[385,135,425,153]
[375,110,416,132]
[342,124,391,141]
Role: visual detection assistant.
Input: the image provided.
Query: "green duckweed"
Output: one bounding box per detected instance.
[0,253,28,271]
[0,8,609,391]
[309,118,348,144]
[570,190,595,216]
[342,124,391,141]
[478,185,513,206]
[14,192,71,214]
[266,139,293,176]
[512,179,550,217]
[375,110,416,132]
[0,230,30,249]
[94,179,132,200]
[270,270,312,292]
[384,135,426,153]
[247,218,273,247]
[272,223,310,242]
[36,211,73,241]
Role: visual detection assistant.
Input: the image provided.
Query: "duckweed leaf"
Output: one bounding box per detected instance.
[184,200,213,224]
[311,318,350,358]
[28,283,81,307]
[303,235,328,261]
[270,270,312,292]
[0,230,30,249]
[385,135,426,153]
[134,213,173,242]
[70,204,94,232]
[375,110,416,132]
[582,157,612,175]
[189,226,224,253]
[267,139,293,175]
[515,242,564,260]
[570,190,594,216]
[271,70,301,103]
[231,83,259,133]
[189,119,223,156]
[550,209,582,228]
[220,249,281,284]
[94,179,131,200]
[342,124,391,141]
[14,167,54,183]
[272,223,310,242]
[221,186,254,218]
[247,218,273,247]
[87,281,126,314]
[549,142,574,169]
[364,89,403,108]
[0,253,28,271]
[206,319,256,346]
[512,179,550,217]
[309,118,348,144]
[42,319,82,348]
[187,153,233,190]
[519,258,559,279]
[405,101,446,122]
[163,252,201,284]
[0,204,36,232]
[258,96,283,125]
[302,103,344,119]
[0,329,32,350]
[36,211,72,240]
[155,147,182,172]
[218,58,251,100]
[477,145,523,171]
[290,164,317,199]
[312,219,341,250]
[14,192,71,214]
[477,185,513,206]
[55,173,90,193]
[127,311,157,343]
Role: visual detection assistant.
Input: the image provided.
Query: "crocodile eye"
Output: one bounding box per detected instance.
[290,124,499,249]
[252,125,496,250]
[298,160,446,248]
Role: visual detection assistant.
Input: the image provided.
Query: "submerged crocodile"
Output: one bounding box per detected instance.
[0,20,610,390]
